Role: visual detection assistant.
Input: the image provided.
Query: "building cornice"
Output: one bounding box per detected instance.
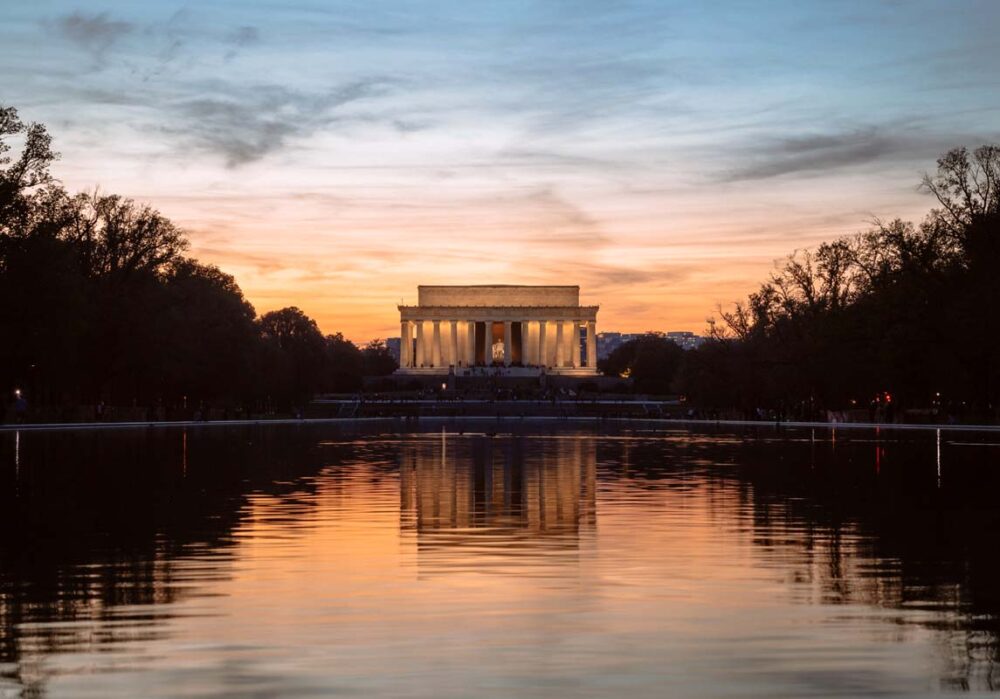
[399,305,599,321]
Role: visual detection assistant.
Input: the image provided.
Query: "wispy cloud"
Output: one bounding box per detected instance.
[485,186,609,249]
[721,124,1000,182]
[723,128,907,181]
[160,79,392,166]
[224,25,260,61]
[48,11,133,62]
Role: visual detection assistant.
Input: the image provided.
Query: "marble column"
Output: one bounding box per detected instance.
[432,320,442,367]
[555,321,565,367]
[415,321,425,367]
[439,321,448,366]
[467,321,476,366]
[407,320,415,368]
[480,320,487,364]
[572,322,582,368]
[400,321,410,368]
[449,320,459,367]
[538,320,547,368]
[503,321,512,367]
[586,320,597,368]
[520,321,530,366]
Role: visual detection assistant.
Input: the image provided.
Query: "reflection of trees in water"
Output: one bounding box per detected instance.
[399,434,597,549]
[0,425,339,696]
[609,428,1000,692]
[399,426,996,688]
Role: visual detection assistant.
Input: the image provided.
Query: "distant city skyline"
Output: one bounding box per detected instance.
[3,1,999,341]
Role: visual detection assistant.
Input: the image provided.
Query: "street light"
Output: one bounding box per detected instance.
[13,389,21,398]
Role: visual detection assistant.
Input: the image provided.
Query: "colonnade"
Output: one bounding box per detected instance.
[399,319,598,370]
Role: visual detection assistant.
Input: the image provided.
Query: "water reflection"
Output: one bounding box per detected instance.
[724,428,1000,691]
[0,426,330,696]
[399,432,596,574]
[0,424,998,696]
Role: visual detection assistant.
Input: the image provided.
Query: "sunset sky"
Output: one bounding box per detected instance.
[3,1,999,342]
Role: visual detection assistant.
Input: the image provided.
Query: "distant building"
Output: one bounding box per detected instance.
[665,331,706,351]
[596,332,642,360]
[597,330,706,359]
[386,337,401,364]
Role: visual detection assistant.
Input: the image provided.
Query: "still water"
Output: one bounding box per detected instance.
[1,423,998,697]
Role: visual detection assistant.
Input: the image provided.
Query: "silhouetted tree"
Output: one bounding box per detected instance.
[680,144,1000,422]
[922,145,1000,238]
[325,333,363,392]
[0,106,57,232]
[600,334,685,395]
[258,307,327,404]
[361,339,398,377]
[1,105,375,418]
[0,232,90,405]
[158,260,259,404]
[60,191,188,280]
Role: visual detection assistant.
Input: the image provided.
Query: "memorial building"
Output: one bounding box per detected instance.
[395,285,598,376]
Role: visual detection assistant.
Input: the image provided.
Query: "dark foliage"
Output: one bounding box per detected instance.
[676,145,1000,422]
[325,333,365,393]
[599,334,685,394]
[360,339,398,378]
[0,106,393,416]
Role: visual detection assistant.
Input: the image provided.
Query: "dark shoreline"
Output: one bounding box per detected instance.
[2,415,998,433]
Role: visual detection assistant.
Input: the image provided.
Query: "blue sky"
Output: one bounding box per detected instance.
[2,1,999,338]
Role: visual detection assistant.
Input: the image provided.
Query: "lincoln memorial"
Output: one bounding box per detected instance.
[396,285,598,376]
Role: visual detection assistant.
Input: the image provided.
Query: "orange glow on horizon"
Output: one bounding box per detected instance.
[157,176,931,342]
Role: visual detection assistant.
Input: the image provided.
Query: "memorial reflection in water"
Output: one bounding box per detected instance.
[399,432,596,558]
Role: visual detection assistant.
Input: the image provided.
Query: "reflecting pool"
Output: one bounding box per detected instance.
[1,423,998,697]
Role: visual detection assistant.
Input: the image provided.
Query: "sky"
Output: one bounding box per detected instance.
[2,1,999,342]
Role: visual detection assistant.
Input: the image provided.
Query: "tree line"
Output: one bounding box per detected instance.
[602,145,1000,423]
[1,105,396,418]
[5,104,997,423]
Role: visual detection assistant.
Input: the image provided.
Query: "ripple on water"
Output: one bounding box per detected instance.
[1,424,998,697]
